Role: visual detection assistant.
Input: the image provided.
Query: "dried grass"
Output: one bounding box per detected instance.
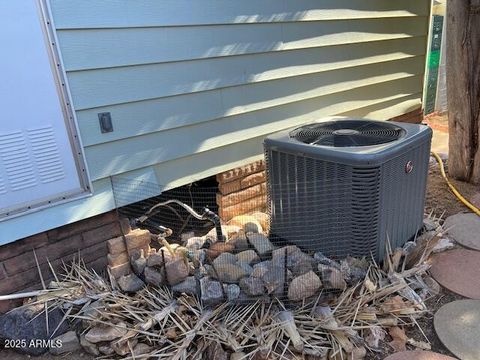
[7,214,447,359]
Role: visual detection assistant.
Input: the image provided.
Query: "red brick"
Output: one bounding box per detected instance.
[240,171,266,189]
[0,240,110,295]
[219,179,241,195]
[0,263,6,281]
[3,234,81,276]
[219,194,267,220]
[108,252,129,267]
[85,256,108,275]
[3,232,110,277]
[81,222,122,247]
[0,232,49,261]
[47,211,117,242]
[107,236,127,255]
[108,262,132,279]
[119,217,132,234]
[389,107,422,124]
[125,229,151,250]
[217,183,266,208]
[0,263,47,294]
[216,160,265,184]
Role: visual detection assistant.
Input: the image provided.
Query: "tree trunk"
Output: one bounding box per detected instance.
[447,0,480,184]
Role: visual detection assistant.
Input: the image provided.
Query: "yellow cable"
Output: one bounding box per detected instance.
[431,151,480,216]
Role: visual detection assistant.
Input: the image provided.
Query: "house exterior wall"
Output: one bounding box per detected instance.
[0,0,430,245]
[0,211,123,313]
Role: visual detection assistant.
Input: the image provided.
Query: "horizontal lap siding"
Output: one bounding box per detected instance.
[51,0,429,187]
[51,0,429,27]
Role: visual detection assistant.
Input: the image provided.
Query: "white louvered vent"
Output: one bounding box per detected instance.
[28,126,65,184]
[0,172,6,195]
[0,130,37,191]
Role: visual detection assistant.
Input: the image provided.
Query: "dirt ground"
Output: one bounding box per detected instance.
[426,157,479,218]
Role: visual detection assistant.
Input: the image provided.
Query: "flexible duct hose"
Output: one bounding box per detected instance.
[430,151,480,216]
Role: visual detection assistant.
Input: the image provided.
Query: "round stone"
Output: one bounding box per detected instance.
[384,351,456,360]
[444,213,480,250]
[434,300,480,360]
[430,249,480,299]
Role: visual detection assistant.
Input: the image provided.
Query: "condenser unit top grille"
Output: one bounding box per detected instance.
[289,120,405,147]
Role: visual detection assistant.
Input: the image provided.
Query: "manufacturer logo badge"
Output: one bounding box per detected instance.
[405,161,414,173]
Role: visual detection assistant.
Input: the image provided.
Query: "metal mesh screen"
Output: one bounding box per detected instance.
[112,175,370,305]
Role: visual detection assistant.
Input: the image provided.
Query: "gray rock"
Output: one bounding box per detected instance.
[223,284,241,301]
[133,343,153,356]
[185,236,206,250]
[434,299,480,360]
[213,252,237,267]
[180,231,196,243]
[423,218,439,231]
[206,225,241,242]
[146,252,165,267]
[200,277,224,305]
[288,271,322,301]
[49,331,80,355]
[98,345,115,355]
[244,221,262,234]
[85,322,128,343]
[236,250,260,264]
[247,233,274,256]
[272,245,313,275]
[200,264,212,277]
[212,263,249,283]
[252,261,271,278]
[118,273,145,292]
[262,266,285,295]
[131,249,147,275]
[444,213,480,251]
[240,277,265,296]
[340,259,367,284]
[165,258,190,285]
[80,334,99,356]
[237,261,254,276]
[144,266,165,286]
[0,303,70,355]
[189,249,206,267]
[288,250,314,268]
[229,231,250,251]
[290,257,313,276]
[172,276,198,296]
[313,251,341,269]
[272,245,302,260]
[319,265,347,290]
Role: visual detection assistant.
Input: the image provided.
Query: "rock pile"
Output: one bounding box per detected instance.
[109,213,368,304]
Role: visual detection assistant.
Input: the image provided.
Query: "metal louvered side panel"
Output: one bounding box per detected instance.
[378,140,431,260]
[265,148,354,258]
[350,167,381,258]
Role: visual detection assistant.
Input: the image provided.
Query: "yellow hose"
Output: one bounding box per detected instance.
[431,151,480,216]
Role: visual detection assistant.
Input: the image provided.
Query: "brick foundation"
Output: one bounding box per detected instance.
[216,160,267,221]
[0,211,126,313]
[390,107,423,124]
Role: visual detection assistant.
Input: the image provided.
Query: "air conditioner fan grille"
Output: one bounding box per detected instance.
[289,120,405,147]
